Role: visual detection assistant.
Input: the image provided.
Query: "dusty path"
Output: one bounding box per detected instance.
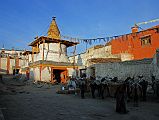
[0,79,159,120]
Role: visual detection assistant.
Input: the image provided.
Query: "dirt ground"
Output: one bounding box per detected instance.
[0,76,159,120]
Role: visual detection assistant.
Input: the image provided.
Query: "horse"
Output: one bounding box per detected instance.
[89,76,101,98]
[124,77,134,101]
[89,76,112,99]
[100,77,111,99]
[126,76,143,106]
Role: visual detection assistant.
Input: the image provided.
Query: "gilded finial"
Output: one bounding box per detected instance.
[52,16,56,20]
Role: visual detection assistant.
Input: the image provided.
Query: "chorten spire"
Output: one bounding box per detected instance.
[47,17,61,39]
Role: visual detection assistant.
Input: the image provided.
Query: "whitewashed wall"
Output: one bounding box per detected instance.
[19,59,26,67]
[69,45,119,67]
[9,59,15,74]
[29,68,34,80]
[0,49,24,55]
[28,54,32,63]
[33,67,40,81]
[120,53,134,61]
[29,67,78,82]
[1,58,7,74]
[29,66,51,82]
[41,67,51,82]
[33,43,68,62]
[0,57,28,74]
[86,46,112,59]
[69,53,86,70]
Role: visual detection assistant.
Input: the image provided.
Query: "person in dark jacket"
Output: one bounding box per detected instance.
[0,74,4,84]
[116,83,128,114]
[132,83,142,107]
[140,80,148,101]
[79,78,86,99]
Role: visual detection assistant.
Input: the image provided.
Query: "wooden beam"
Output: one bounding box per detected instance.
[51,67,53,83]
[40,65,42,81]
[16,57,19,68]
[7,57,10,74]
[29,64,78,69]
[42,40,45,61]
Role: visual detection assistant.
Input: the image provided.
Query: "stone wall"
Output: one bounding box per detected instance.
[87,59,153,81]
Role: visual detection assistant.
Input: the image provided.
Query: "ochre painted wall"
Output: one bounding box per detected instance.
[111,25,159,60]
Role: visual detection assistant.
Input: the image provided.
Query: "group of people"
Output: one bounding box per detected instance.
[66,75,87,99]
[66,75,151,114]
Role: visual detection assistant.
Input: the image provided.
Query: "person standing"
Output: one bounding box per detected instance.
[116,83,128,114]
[79,78,86,99]
[133,83,139,107]
[0,74,5,84]
[140,80,148,101]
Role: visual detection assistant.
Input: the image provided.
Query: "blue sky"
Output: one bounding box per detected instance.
[0,0,159,55]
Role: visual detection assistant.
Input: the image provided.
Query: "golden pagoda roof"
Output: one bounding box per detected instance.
[29,17,79,47]
[47,17,60,39]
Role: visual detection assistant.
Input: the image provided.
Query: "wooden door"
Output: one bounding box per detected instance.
[51,68,54,83]
[60,70,67,83]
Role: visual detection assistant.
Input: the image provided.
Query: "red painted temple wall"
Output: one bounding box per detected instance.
[111,25,159,60]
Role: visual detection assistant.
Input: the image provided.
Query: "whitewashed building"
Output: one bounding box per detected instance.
[0,48,28,75]
[27,17,78,83]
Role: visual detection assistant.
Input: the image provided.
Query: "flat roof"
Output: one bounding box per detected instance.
[29,36,79,47]
[88,58,121,63]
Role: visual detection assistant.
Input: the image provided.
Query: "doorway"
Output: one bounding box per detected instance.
[52,68,67,83]
[80,69,86,77]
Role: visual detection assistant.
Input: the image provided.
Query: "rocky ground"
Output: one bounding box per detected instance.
[0,75,159,120]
